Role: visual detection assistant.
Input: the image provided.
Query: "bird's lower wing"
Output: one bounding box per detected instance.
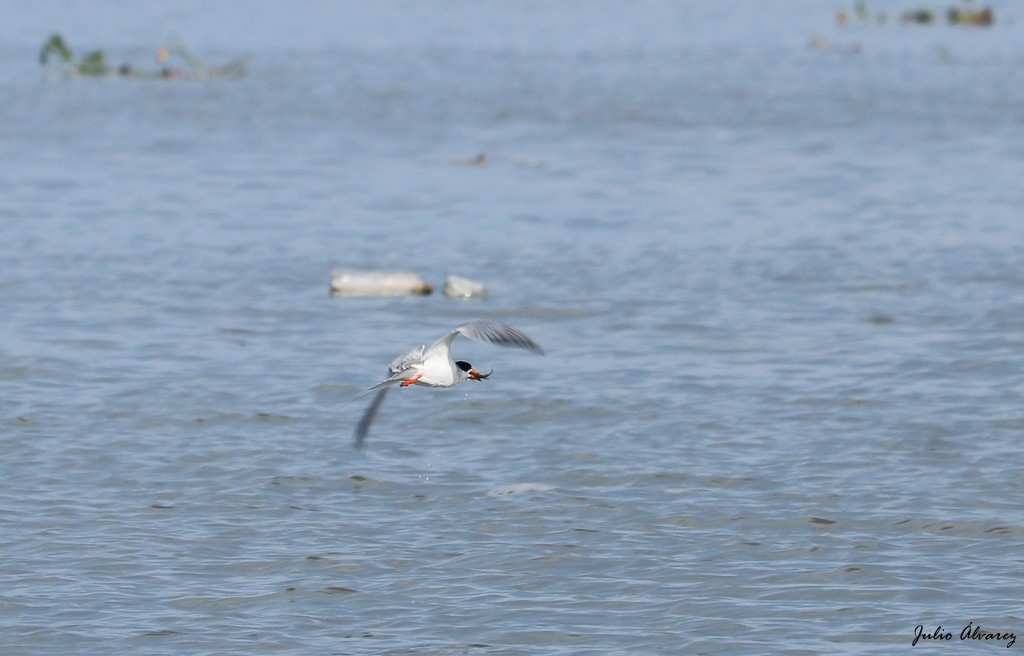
[365,375,404,393]
[362,345,424,394]
[354,386,390,450]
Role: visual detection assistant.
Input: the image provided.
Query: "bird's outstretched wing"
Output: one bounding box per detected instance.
[353,386,390,450]
[424,320,544,359]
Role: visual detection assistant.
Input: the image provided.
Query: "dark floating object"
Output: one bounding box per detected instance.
[453,152,489,167]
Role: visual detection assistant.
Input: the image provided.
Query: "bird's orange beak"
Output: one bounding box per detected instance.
[468,368,492,381]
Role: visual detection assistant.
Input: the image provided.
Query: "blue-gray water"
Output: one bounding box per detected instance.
[2,1,1023,653]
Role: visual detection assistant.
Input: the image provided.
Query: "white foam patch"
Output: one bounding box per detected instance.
[487,483,556,497]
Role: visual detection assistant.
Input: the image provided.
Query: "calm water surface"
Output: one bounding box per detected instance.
[2,1,1023,653]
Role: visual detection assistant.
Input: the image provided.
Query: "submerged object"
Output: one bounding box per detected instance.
[454,153,489,166]
[329,270,433,297]
[443,274,487,299]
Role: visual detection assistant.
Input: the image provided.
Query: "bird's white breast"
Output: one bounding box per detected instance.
[417,357,459,387]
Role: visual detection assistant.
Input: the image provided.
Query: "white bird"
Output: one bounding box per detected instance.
[354,320,544,449]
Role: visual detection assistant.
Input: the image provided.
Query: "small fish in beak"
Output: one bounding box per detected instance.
[469,368,492,381]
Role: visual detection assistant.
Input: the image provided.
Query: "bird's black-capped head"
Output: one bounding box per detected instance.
[457,360,492,381]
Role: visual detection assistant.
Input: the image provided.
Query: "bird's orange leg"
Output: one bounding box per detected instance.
[399,374,422,387]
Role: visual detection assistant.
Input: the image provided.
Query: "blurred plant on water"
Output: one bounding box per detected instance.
[835,2,993,26]
[39,33,247,79]
[40,33,108,76]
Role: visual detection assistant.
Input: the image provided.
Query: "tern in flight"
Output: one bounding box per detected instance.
[353,320,544,450]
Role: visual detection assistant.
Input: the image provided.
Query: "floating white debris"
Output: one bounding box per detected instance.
[330,270,433,297]
[487,483,556,497]
[443,274,487,299]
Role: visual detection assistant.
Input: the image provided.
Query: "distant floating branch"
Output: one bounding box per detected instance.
[835,3,994,27]
[39,33,248,79]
